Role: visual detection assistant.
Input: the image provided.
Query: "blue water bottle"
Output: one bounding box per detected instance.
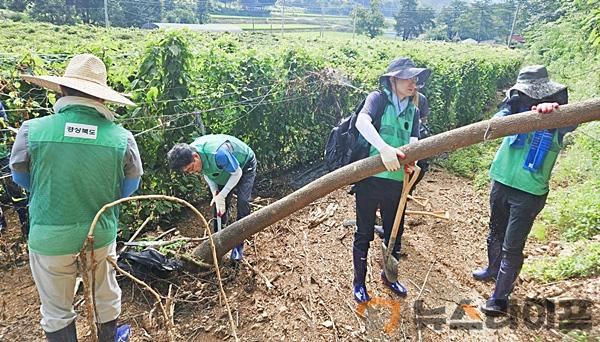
[523,130,553,172]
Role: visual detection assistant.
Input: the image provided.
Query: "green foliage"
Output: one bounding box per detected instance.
[436,140,499,190]
[196,0,211,24]
[538,122,600,242]
[27,0,77,25]
[521,2,600,289]
[4,0,28,12]
[393,0,434,40]
[541,178,600,242]
[123,31,202,223]
[577,0,600,51]
[0,19,523,220]
[455,0,495,42]
[158,239,187,254]
[11,0,211,28]
[524,9,600,102]
[163,9,197,24]
[437,0,468,40]
[523,242,600,282]
[351,0,385,38]
[114,0,162,28]
[563,330,592,342]
[529,222,547,243]
[432,0,525,43]
[551,122,600,186]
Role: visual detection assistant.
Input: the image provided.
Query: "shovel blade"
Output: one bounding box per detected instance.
[381,241,399,283]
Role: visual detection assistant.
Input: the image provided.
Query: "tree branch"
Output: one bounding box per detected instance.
[193,98,600,262]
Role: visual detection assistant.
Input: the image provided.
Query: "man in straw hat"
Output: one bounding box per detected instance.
[10,54,143,341]
[472,65,576,316]
[350,57,430,303]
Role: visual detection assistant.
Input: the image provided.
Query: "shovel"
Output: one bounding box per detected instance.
[381,165,421,283]
[216,214,223,232]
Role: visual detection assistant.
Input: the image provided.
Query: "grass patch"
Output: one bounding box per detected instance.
[540,179,600,241]
[563,330,593,342]
[551,122,600,186]
[523,241,600,283]
[529,222,548,243]
[435,140,500,191]
[539,122,600,241]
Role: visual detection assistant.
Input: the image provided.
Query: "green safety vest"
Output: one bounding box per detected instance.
[28,105,128,256]
[369,95,416,183]
[191,134,254,186]
[489,131,561,195]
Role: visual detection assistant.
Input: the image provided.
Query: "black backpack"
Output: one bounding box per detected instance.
[324,91,388,172]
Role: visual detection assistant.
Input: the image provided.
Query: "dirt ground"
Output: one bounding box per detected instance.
[0,167,598,341]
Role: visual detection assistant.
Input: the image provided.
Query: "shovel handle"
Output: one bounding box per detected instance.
[216,215,222,232]
[386,165,421,254]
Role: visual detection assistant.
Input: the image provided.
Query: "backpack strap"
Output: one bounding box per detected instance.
[371,90,389,131]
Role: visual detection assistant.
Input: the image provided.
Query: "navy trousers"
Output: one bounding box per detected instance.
[213,156,257,232]
[488,180,548,262]
[354,176,405,258]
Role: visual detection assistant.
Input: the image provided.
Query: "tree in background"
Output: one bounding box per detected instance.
[28,0,77,25]
[453,0,494,41]
[197,0,210,23]
[351,0,385,38]
[438,0,467,40]
[519,0,566,26]
[114,0,162,27]
[492,0,518,43]
[3,0,29,11]
[164,0,175,12]
[161,0,199,24]
[73,0,105,25]
[163,8,197,23]
[473,0,494,41]
[393,0,434,40]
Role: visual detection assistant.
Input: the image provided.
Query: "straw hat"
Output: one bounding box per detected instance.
[21,54,135,106]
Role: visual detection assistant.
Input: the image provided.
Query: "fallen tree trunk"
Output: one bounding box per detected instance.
[194,98,600,263]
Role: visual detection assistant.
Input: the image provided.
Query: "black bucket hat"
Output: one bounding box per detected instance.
[379,57,431,89]
[508,65,566,99]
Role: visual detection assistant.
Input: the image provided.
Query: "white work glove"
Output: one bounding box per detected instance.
[210,192,226,216]
[379,144,402,172]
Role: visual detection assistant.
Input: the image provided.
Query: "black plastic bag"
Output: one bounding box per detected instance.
[117,248,183,280]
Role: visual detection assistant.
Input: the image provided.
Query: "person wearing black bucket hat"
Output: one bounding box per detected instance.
[350,57,431,303]
[473,65,577,316]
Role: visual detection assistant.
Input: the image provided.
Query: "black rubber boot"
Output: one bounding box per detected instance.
[16,206,29,238]
[98,319,117,342]
[45,320,77,342]
[352,247,370,303]
[472,234,503,281]
[480,254,523,316]
[0,207,6,234]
